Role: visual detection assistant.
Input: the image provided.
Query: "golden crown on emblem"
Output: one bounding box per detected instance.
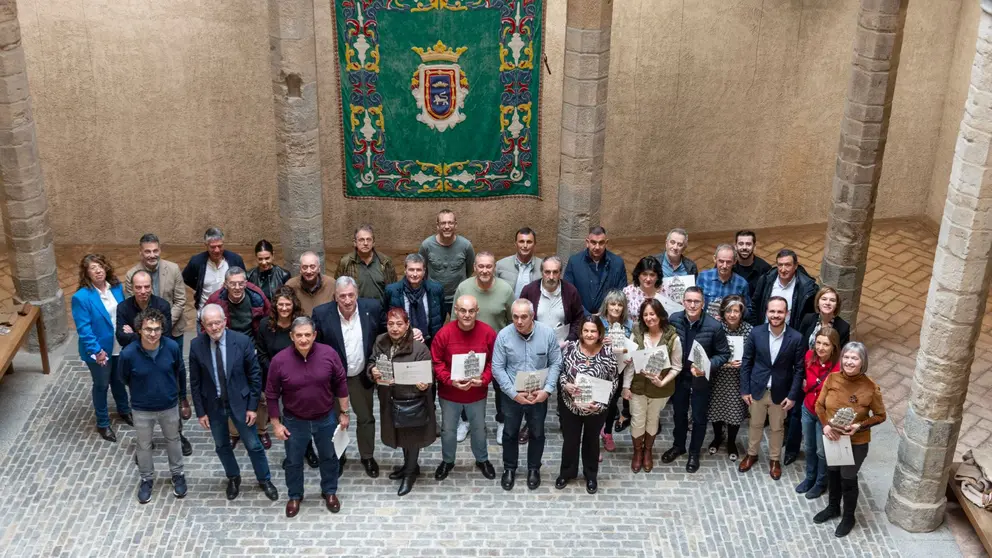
[412,40,468,63]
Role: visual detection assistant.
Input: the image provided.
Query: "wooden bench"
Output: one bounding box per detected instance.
[0,302,50,378]
[948,462,992,557]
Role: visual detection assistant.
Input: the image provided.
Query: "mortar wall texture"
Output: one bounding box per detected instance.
[2,0,972,249]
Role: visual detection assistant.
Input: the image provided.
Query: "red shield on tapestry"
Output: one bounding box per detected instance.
[424,67,457,120]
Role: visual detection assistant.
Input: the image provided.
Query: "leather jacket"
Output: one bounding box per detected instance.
[247,265,291,302]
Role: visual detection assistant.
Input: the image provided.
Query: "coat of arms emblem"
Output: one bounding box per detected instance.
[411,40,469,132]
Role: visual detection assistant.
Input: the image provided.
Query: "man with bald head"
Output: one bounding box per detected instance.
[492,299,563,490]
[430,294,498,481]
[286,251,336,316]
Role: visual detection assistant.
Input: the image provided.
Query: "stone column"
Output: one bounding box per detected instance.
[0,0,67,348]
[820,0,909,329]
[269,0,324,273]
[555,0,612,259]
[886,0,992,532]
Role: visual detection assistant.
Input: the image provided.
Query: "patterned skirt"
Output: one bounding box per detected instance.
[708,365,748,425]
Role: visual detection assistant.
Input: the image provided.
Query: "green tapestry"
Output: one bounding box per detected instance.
[334,0,543,199]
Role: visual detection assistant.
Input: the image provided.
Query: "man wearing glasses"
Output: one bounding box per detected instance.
[662,286,731,473]
[419,209,476,319]
[119,308,189,504]
[204,267,271,342]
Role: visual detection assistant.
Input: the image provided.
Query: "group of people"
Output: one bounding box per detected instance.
[69,211,886,538]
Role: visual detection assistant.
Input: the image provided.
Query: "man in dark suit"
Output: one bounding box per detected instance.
[181,227,246,313]
[189,303,279,501]
[312,276,383,478]
[738,296,805,480]
[662,286,731,473]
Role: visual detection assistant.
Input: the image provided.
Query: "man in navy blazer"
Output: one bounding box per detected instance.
[738,296,804,480]
[181,227,246,312]
[189,304,278,501]
[312,276,383,479]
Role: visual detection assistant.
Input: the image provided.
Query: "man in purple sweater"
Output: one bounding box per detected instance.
[266,316,351,518]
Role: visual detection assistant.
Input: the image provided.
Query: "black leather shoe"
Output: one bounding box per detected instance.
[527,469,541,490]
[180,434,193,457]
[501,469,516,490]
[586,478,598,494]
[398,475,416,497]
[226,476,241,500]
[97,426,117,443]
[306,443,320,468]
[554,476,569,490]
[435,461,455,481]
[390,465,420,481]
[362,457,380,478]
[260,480,279,501]
[476,460,496,480]
[686,454,700,473]
[661,447,685,464]
[783,452,798,466]
[119,413,134,427]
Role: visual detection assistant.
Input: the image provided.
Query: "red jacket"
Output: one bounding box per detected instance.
[431,321,495,404]
[204,282,271,339]
[803,349,839,413]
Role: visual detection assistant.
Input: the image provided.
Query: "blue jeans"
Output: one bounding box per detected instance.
[801,406,827,488]
[672,378,710,455]
[282,412,340,500]
[500,393,548,471]
[86,355,130,428]
[207,403,270,482]
[439,397,489,464]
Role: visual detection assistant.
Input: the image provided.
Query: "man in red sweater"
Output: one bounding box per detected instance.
[431,294,498,481]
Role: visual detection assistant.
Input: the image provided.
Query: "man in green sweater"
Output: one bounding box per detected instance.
[453,251,514,443]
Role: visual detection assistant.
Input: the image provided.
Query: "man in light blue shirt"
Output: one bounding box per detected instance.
[492,299,562,491]
[495,227,543,298]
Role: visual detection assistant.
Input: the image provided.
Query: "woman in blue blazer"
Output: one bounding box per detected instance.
[71,254,132,442]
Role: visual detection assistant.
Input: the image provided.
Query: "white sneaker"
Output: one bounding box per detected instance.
[456,421,469,443]
[496,423,504,446]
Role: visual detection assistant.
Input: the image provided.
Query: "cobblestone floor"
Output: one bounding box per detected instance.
[0,358,906,558]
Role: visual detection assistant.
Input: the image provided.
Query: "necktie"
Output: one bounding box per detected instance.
[214,341,228,401]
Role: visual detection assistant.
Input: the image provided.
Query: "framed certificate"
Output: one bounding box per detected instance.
[575,373,612,404]
[451,352,486,381]
[393,360,433,385]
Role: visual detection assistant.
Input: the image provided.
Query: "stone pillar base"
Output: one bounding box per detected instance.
[885,490,946,532]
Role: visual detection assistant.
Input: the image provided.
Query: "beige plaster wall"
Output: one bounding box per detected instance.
[14,0,277,246]
[0,0,971,252]
[601,0,960,238]
[926,0,980,225]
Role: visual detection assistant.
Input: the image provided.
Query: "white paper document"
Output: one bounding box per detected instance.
[688,340,711,380]
[575,373,613,404]
[514,368,549,392]
[822,435,855,466]
[728,336,745,362]
[451,352,486,381]
[631,346,671,374]
[662,275,695,304]
[393,360,433,385]
[657,293,684,317]
[554,323,570,342]
[332,425,350,459]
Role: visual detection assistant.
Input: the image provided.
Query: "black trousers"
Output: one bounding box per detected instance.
[672,378,710,455]
[401,447,420,475]
[558,403,608,480]
[604,384,630,434]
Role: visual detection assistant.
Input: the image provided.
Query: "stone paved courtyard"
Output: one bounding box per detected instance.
[0,218,988,556]
[1,358,905,558]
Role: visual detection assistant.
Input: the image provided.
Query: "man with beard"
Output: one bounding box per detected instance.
[732,230,772,297]
[286,251,336,316]
[125,233,187,347]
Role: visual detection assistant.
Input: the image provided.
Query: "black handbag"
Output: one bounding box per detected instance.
[392,395,429,429]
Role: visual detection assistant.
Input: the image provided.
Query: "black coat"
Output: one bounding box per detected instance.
[312,299,383,389]
[798,313,851,350]
[670,311,731,383]
[367,331,437,450]
[750,266,818,330]
[254,316,294,386]
[181,250,246,310]
[115,295,174,348]
[188,330,263,419]
[247,265,291,303]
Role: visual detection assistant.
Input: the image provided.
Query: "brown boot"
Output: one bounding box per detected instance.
[631,435,644,473]
[643,433,657,472]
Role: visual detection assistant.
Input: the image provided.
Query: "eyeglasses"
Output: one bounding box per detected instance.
[141,327,163,334]
[227,281,246,288]
[683,299,703,306]
[455,308,478,315]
